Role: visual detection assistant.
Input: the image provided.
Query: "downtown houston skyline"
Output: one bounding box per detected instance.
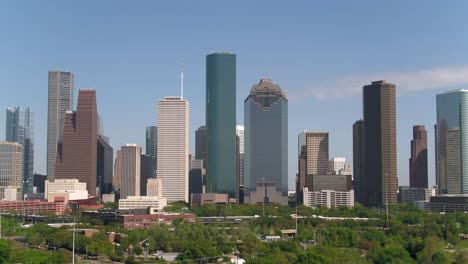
[3,1,468,189]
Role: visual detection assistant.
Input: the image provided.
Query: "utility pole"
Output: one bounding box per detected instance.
[262,178,265,217]
[385,173,389,227]
[72,217,76,264]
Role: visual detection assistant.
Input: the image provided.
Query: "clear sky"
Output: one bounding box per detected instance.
[2,1,468,189]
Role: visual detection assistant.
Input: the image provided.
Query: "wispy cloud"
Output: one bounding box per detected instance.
[291,65,468,100]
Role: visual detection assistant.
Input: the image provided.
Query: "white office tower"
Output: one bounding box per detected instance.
[147,178,163,197]
[47,71,74,181]
[157,96,189,203]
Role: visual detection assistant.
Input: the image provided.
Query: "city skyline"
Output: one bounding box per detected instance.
[3,2,468,189]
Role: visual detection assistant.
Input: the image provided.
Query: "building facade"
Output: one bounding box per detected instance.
[147,178,162,197]
[206,52,237,197]
[436,90,468,194]
[118,196,167,210]
[305,174,352,192]
[353,120,365,204]
[244,181,288,205]
[140,154,154,196]
[44,178,87,199]
[120,144,141,199]
[97,135,113,196]
[55,89,98,196]
[195,126,207,170]
[329,157,345,175]
[157,96,189,203]
[410,125,428,188]
[298,131,329,175]
[398,186,434,203]
[244,79,288,196]
[145,126,157,177]
[0,142,23,200]
[303,188,355,208]
[362,80,398,206]
[6,106,34,194]
[113,150,122,192]
[47,70,74,181]
[236,125,245,188]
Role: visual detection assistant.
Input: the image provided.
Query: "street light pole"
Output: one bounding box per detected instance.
[262,178,265,217]
[385,173,389,227]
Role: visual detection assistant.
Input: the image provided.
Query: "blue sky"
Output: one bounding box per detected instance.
[2,1,468,189]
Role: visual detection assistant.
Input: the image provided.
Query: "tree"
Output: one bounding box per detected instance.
[0,239,11,263]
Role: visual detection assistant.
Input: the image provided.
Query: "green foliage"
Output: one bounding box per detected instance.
[0,239,11,263]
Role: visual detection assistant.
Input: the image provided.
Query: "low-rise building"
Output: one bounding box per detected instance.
[244,181,288,205]
[303,188,354,208]
[119,196,167,211]
[398,186,434,203]
[119,213,196,229]
[190,193,228,208]
[45,179,87,199]
[429,195,468,213]
[0,200,65,215]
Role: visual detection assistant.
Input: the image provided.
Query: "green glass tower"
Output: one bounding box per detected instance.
[206,52,237,197]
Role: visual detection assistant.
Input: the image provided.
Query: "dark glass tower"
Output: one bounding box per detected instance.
[436,90,468,194]
[244,79,288,195]
[206,52,236,197]
[195,126,207,170]
[353,119,365,204]
[363,80,398,206]
[6,106,34,195]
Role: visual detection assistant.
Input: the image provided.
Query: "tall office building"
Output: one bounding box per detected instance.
[140,154,154,196]
[6,106,34,194]
[244,79,288,195]
[329,157,346,175]
[120,144,141,199]
[436,89,468,194]
[298,131,329,175]
[409,125,428,188]
[353,120,365,204]
[206,52,237,197]
[363,80,398,206]
[157,96,189,203]
[56,89,98,196]
[97,135,113,196]
[47,70,74,181]
[145,126,157,157]
[0,142,23,200]
[236,125,245,188]
[113,150,122,192]
[195,126,207,169]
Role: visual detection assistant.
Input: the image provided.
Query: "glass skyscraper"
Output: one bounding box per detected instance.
[436,89,468,194]
[206,52,236,197]
[6,106,34,195]
[244,79,288,195]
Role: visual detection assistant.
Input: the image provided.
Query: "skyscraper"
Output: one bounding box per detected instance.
[145,126,157,176]
[55,89,98,196]
[140,154,154,196]
[329,157,346,175]
[409,125,428,188]
[363,80,398,206]
[47,70,74,181]
[353,120,365,204]
[113,150,122,192]
[6,106,34,194]
[157,96,189,203]
[236,125,245,187]
[0,142,23,201]
[195,126,207,170]
[436,89,468,194]
[298,131,329,176]
[97,135,113,196]
[244,79,288,195]
[206,52,236,197]
[120,144,141,199]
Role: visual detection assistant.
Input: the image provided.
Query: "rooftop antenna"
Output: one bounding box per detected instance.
[180,58,184,99]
